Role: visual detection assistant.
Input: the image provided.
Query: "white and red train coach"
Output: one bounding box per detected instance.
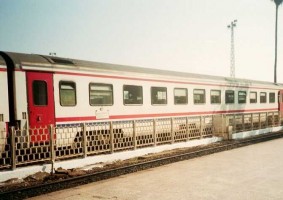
[0,51,283,145]
[0,55,9,150]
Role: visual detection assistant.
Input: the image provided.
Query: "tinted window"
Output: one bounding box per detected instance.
[260,92,267,103]
[250,92,257,103]
[33,80,48,106]
[151,87,167,105]
[238,91,246,104]
[269,93,275,103]
[60,81,76,106]
[174,88,188,105]
[123,85,143,105]
[210,90,221,104]
[89,83,113,106]
[225,90,234,104]
[194,89,205,104]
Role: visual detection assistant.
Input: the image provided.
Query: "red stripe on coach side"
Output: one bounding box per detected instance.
[55,71,217,86]
[55,108,278,122]
[56,116,97,122]
[55,71,279,90]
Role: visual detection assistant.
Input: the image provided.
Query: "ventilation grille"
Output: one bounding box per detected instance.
[51,58,74,65]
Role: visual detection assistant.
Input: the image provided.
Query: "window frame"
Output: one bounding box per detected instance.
[123,85,143,106]
[59,81,77,107]
[238,91,247,104]
[249,91,257,104]
[32,80,48,106]
[193,89,206,104]
[89,83,113,106]
[225,90,235,104]
[210,90,221,104]
[269,92,276,103]
[151,87,167,105]
[174,88,188,105]
[260,92,267,103]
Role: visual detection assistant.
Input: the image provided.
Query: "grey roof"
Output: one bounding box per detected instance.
[1,51,281,87]
[0,55,6,66]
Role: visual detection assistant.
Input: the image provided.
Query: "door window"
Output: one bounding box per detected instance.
[33,80,48,106]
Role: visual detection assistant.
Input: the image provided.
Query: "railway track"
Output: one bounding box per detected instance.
[1,131,283,200]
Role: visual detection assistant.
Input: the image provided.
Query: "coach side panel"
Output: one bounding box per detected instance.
[52,70,280,126]
[0,57,9,151]
[13,70,28,130]
[0,59,9,125]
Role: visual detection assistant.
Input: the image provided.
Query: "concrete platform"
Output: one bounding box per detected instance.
[29,137,283,200]
[0,137,221,182]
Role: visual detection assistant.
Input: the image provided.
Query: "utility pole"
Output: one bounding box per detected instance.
[227,20,237,78]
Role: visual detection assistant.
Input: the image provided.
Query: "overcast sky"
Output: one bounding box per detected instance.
[0,0,282,82]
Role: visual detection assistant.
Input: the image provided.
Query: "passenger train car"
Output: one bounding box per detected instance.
[0,55,9,149]
[0,51,283,149]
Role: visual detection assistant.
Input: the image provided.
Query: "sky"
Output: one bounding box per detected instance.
[0,0,282,82]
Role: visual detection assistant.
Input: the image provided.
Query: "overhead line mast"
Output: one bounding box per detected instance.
[227,20,237,78]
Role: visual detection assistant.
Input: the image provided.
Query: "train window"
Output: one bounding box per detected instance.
[260,92,267,103]
[59,81,76,106]
[89,83,113,106]
[238,91,246,104]
[194,89,205,104]
[123,85,143,105]
[151,87,167,105]
[210,90,221,104]
[225,90,234,104]
[250,92,257,103]
[269,92,275,103]
[33,80,48,106]
[174,88,188,105]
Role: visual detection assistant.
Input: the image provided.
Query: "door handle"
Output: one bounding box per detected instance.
[37,116,42,122]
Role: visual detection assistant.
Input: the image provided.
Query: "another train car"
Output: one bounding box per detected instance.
[0,51,283,148]
[0,55,9,152]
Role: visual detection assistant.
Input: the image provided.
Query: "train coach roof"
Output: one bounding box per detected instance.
[2,52,51,66]
[2,51,282,87]
[0,55,6,65]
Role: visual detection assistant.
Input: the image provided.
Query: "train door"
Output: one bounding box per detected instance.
[278,90,283,117]
[26,72,55,141]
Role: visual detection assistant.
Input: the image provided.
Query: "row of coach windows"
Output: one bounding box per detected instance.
[58,81,277,106]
